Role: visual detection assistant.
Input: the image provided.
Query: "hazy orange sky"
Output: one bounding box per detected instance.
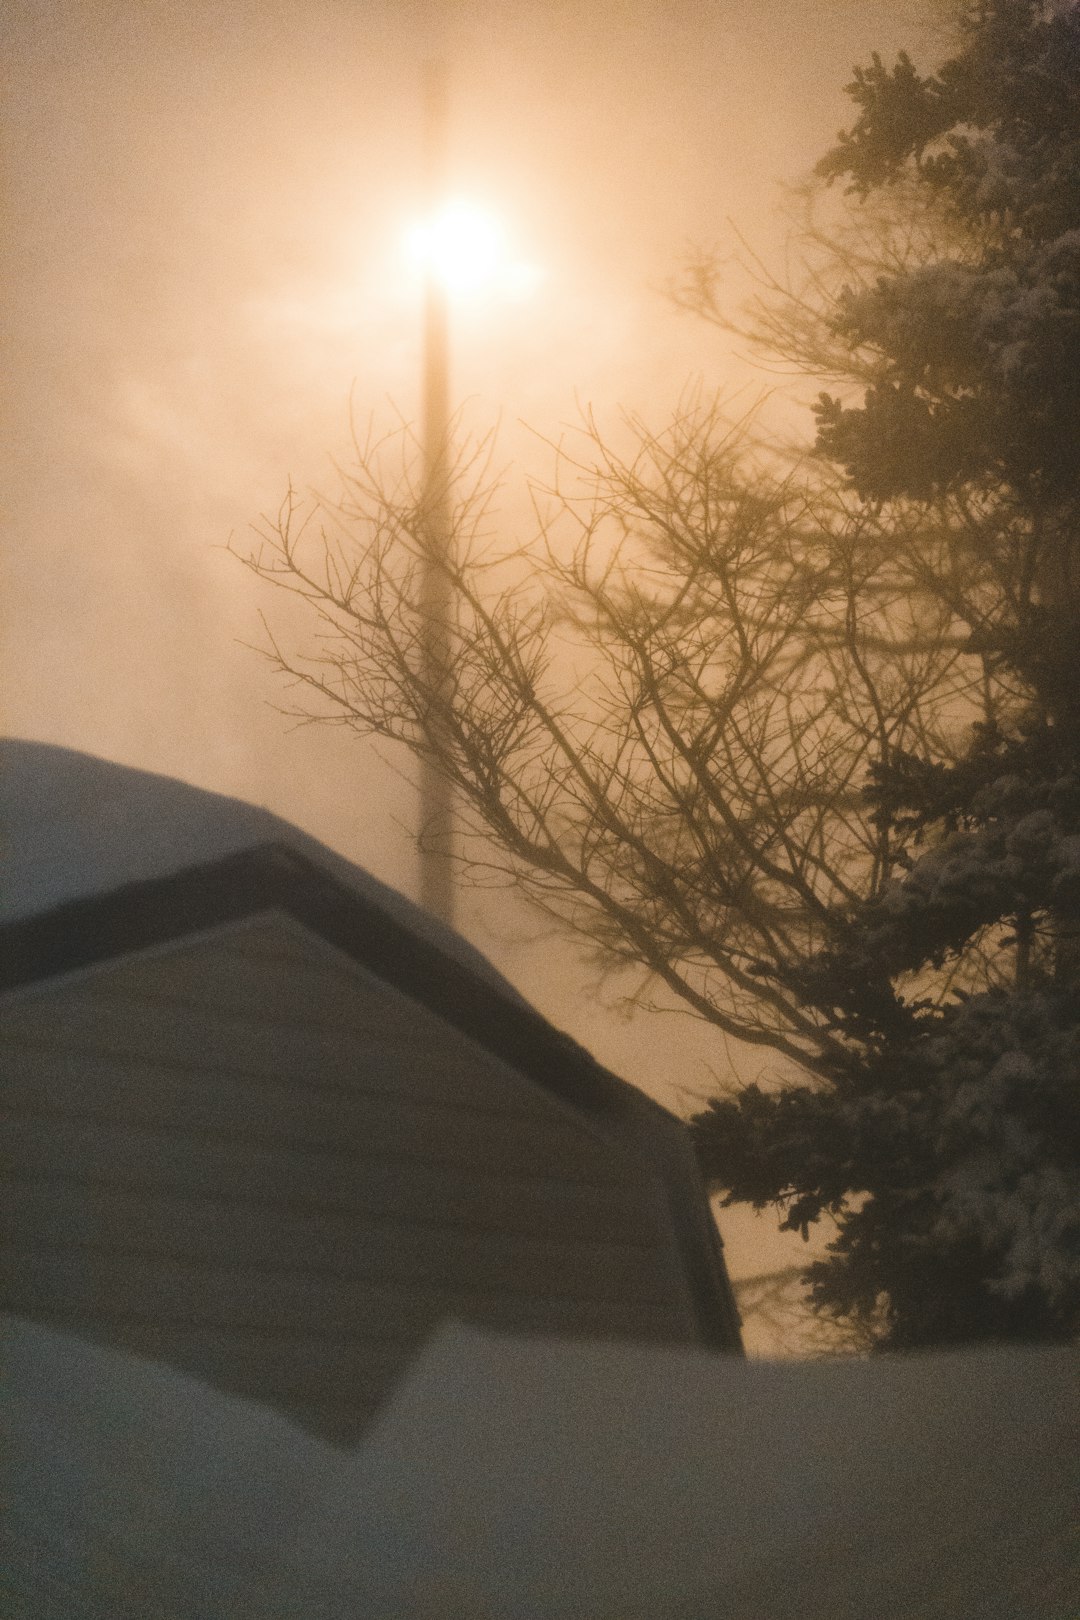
[4,0,938,1307]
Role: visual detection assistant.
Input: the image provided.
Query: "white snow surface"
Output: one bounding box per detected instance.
[0,737,526,1004]
[3,1312,1077,1619]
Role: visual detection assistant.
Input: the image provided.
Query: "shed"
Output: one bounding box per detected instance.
[0,740,742,1440]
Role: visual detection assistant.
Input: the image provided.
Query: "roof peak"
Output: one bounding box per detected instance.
[0,737,521,1002]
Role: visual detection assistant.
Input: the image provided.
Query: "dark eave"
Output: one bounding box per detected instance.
[0,841,629,1109]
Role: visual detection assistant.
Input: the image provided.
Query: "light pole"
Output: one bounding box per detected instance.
[417,58,455,927]
[409,76,536,924]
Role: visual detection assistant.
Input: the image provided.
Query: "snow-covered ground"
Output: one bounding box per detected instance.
[4,1312,1077,1619]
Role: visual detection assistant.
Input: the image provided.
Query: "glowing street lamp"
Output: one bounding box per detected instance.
[407,199,508,295]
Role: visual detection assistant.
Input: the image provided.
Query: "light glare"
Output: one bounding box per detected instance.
[404,198,544,303]
[408,199,507,293]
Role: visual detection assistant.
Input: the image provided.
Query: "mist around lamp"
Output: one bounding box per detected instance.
[407,199,505,293]
[405,197,543,302]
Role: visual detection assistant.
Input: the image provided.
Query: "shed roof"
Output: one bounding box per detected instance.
[1,737,522,1000]
[0,738,654,1115]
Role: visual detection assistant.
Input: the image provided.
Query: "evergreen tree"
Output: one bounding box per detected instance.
[693,0,1080,1347]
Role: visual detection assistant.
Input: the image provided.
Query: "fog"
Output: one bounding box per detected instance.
[4,0,931,1306]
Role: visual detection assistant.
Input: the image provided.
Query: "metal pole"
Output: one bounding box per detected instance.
[418,58,455,925]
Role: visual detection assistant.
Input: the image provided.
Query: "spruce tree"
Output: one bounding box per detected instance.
[693,0,1080,1348]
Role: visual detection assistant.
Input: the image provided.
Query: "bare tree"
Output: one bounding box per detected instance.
[234,396,999,1080]
[731,1266,883,1357]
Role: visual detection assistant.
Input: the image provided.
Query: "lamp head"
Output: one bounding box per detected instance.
[406,197,542,302]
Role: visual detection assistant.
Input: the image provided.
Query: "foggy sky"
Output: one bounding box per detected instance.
[4,0,932,1306]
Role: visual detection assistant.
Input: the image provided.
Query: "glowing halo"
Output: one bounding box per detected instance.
[404,198,542,301]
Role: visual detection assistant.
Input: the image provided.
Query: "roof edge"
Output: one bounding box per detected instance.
[0,841,629,1114]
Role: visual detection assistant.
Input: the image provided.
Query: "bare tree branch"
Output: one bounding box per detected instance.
[233,400,1010,1080]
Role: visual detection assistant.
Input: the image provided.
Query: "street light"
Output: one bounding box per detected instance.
[409,64,538,926]
[407,199,508,294]
[415,59,455,927]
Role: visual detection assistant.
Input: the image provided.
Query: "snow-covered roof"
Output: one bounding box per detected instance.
[5,1312,1076,1619]
[0,737,523,1002]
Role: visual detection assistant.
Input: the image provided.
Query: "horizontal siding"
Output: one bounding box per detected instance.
[3,1248,692,1344]
[0,1180,678,1305]
[2,1048,635,1188]
[1,914,701,1430]
[79,942,425,1040]
[192,915,343,964]
[0,990,552,1117]
[4,1116,658,1245]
